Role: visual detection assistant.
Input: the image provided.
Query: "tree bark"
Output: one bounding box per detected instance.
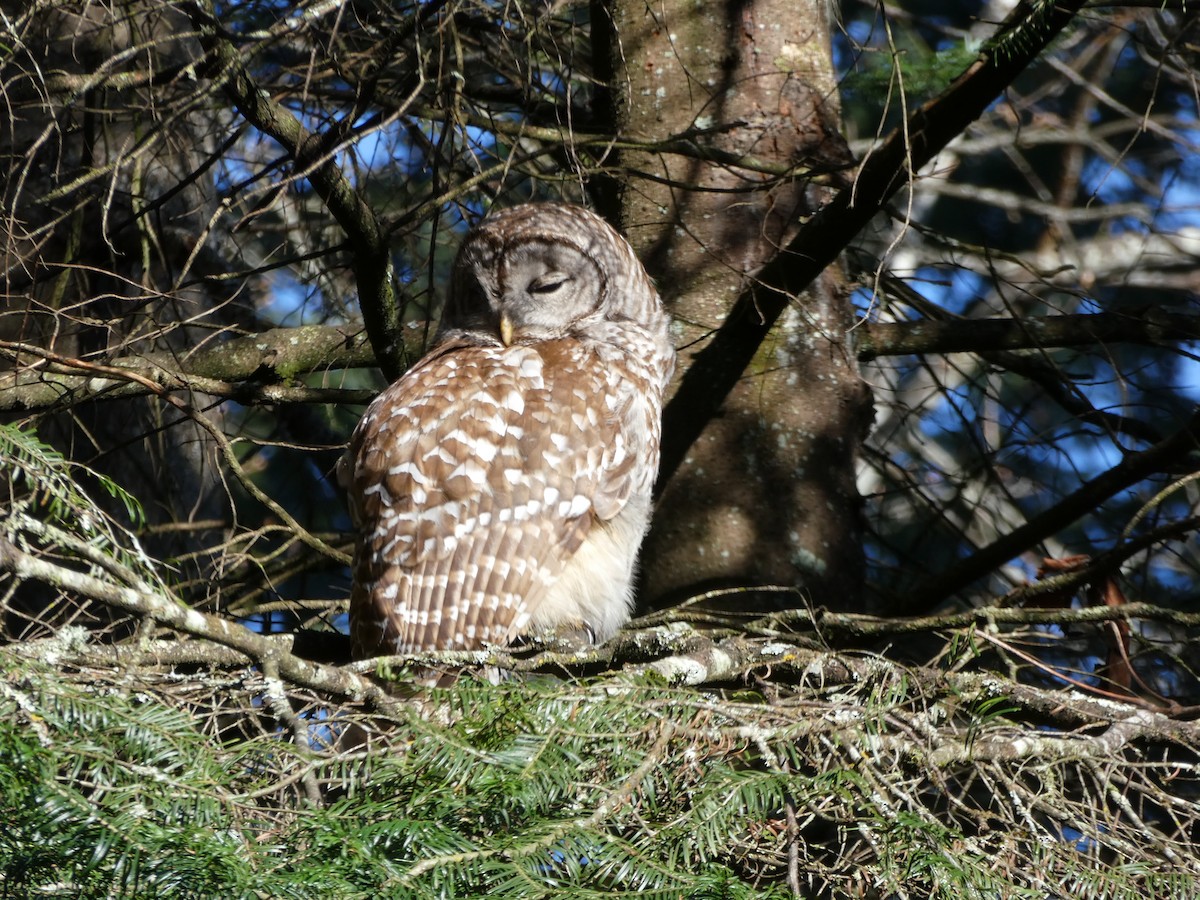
[600,0,872,611]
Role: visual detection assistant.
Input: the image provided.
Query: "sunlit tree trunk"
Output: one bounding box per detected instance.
[598,0,873,611]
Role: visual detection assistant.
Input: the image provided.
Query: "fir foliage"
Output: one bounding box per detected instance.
[983,0,1063,63]
[3,640,1198,898]
[0,423,168,600]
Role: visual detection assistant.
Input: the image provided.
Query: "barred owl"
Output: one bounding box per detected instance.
[340,203,675,658]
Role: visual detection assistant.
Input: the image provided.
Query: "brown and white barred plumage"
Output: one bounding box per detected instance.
[339,203,675,658]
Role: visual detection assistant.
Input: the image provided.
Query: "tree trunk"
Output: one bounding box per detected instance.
[599,0,873,611]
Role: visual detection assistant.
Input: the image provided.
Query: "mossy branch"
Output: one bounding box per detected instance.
[6,307,1196,412]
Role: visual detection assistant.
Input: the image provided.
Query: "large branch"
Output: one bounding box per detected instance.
[655,0,1089,489]
[5,517,1196,746]
[0,326,385,412]
[343,619,1196,739]
[855,308,1200,360]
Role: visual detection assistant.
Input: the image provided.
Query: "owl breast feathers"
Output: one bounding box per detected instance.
[340,203,675,657]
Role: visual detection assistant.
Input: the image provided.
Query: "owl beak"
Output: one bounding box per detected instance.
[499,313,515,347]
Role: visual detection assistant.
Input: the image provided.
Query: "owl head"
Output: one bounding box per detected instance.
[440,203,666,346]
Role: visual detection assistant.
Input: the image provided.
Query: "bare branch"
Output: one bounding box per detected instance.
[184,0,412,380]
[0,326,386,412]
[0,532,398,715]
[897,410,1200,611]
[9,303,1194,414]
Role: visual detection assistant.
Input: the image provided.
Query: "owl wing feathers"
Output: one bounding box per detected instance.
[344,337,640,655]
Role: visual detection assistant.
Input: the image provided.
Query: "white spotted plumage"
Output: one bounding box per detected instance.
[340,203,674,657]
